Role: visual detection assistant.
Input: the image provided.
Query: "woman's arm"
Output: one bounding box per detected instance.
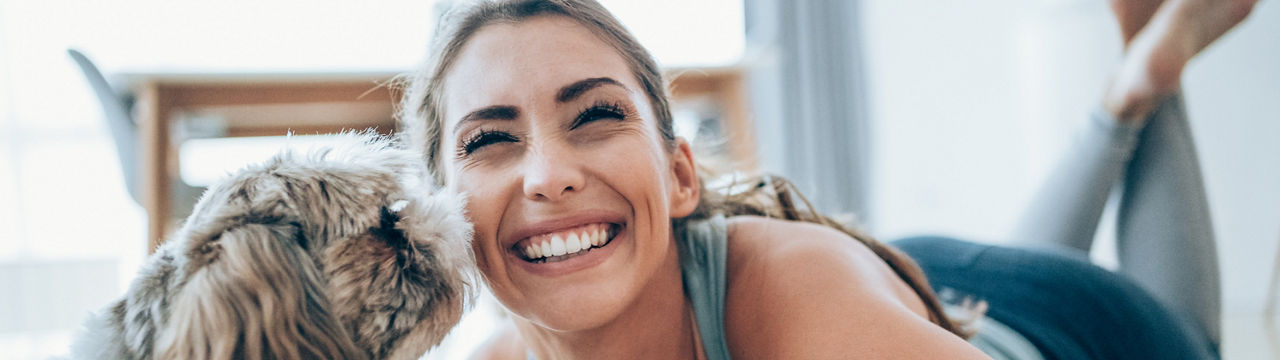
[724,216,990,359]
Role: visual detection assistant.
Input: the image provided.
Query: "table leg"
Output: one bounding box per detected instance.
[138,83,171,253]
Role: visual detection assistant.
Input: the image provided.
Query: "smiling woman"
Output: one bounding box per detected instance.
[397,0,1252,359]
[397,1,978,359]
[433,12,706,344]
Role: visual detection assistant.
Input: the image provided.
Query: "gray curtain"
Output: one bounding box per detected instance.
[744,0,872,221]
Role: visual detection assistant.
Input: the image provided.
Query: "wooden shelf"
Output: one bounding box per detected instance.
[129,66,751,251]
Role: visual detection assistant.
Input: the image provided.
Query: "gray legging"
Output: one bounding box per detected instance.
[896,93,1220,359]
[1011,92,1221,345]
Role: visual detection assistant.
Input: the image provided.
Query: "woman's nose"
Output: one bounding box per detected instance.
[521,142,586,202]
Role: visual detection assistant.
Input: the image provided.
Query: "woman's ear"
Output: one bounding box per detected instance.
[669,138,700,218]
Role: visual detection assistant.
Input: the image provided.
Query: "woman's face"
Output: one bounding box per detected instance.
[439,15,699,331]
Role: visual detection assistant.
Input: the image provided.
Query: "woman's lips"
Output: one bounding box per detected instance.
[502,210,626,250]
[502,211,628,276]
[513,223,619,263]
[506,221,627,277]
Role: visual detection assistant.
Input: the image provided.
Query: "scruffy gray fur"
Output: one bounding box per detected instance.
[71,133,473,360]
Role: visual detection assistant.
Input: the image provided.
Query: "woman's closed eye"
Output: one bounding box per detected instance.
[459,129,519,157]
[457,101,632,158]
[570,100,630,130]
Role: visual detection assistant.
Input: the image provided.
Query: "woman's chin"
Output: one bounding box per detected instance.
[490,223,669,332]
[512,284,636,332]
[501,237,643,332]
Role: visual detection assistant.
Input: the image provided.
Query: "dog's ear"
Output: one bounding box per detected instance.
[324,198,472,360]
[156,222,367,360]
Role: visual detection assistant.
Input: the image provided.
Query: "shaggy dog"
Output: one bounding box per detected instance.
[72,134,473,360]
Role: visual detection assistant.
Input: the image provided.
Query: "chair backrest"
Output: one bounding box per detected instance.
[67,49,142,204]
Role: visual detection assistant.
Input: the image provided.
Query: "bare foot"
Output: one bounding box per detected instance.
[1103,0,1257,123]
[1110,0,1165,48]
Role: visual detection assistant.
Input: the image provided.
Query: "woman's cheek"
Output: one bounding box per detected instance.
[456,174,501,264]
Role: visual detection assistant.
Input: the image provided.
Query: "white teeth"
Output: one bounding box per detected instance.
[550,235,567,256]
[520,224,616,261]
[566,233,582,252]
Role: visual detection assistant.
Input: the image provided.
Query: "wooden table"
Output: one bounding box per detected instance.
[121,71,401,251]
[124,67,750,252]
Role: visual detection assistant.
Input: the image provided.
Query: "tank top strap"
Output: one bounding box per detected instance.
[676,213,732,360]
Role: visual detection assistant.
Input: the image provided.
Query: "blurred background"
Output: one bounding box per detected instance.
[1,0,1276,358]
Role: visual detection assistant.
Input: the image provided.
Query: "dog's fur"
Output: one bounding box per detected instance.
[72,133,473,360]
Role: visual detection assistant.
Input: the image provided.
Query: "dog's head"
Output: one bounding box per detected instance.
[84,133,473,360]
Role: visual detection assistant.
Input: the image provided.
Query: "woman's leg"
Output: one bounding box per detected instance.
[1006,0,1168,253]
[1012,0,1254,346]
[1009,112,1140,253]
[1005,96,1220,347]
[1089,0,1255,345]
[1008,95,1219,344]
[1115,93,1221,345]
[894,236,1218,359]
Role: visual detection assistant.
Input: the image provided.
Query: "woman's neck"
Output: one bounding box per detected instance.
[515,245,699,360]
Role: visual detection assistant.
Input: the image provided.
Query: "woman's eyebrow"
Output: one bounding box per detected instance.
[455,105,519,135]
[556,77,625,103]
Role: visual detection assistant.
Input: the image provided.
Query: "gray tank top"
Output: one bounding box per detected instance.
[674,214,1043,360]
[675,214,733,360]
[529,215,1039,359]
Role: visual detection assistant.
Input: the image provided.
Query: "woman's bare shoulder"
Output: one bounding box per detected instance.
[722,215,920,304]
[722,215,906,291]
[721,215,985,358]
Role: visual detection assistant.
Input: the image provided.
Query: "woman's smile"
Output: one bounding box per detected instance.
[503,211,629,277]
[515,223,612,262]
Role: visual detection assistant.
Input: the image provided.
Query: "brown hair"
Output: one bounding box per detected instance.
[398,0,974,339]
[399,0,674,185]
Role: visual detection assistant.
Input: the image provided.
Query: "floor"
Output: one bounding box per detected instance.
[1223,312,1280,360]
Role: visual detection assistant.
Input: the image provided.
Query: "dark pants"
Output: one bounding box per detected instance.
[893,236,1218,360]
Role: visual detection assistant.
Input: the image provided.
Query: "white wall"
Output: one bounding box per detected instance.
[860,0,1280,315]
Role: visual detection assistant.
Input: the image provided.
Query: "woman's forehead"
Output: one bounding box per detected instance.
[440,15,638,125]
